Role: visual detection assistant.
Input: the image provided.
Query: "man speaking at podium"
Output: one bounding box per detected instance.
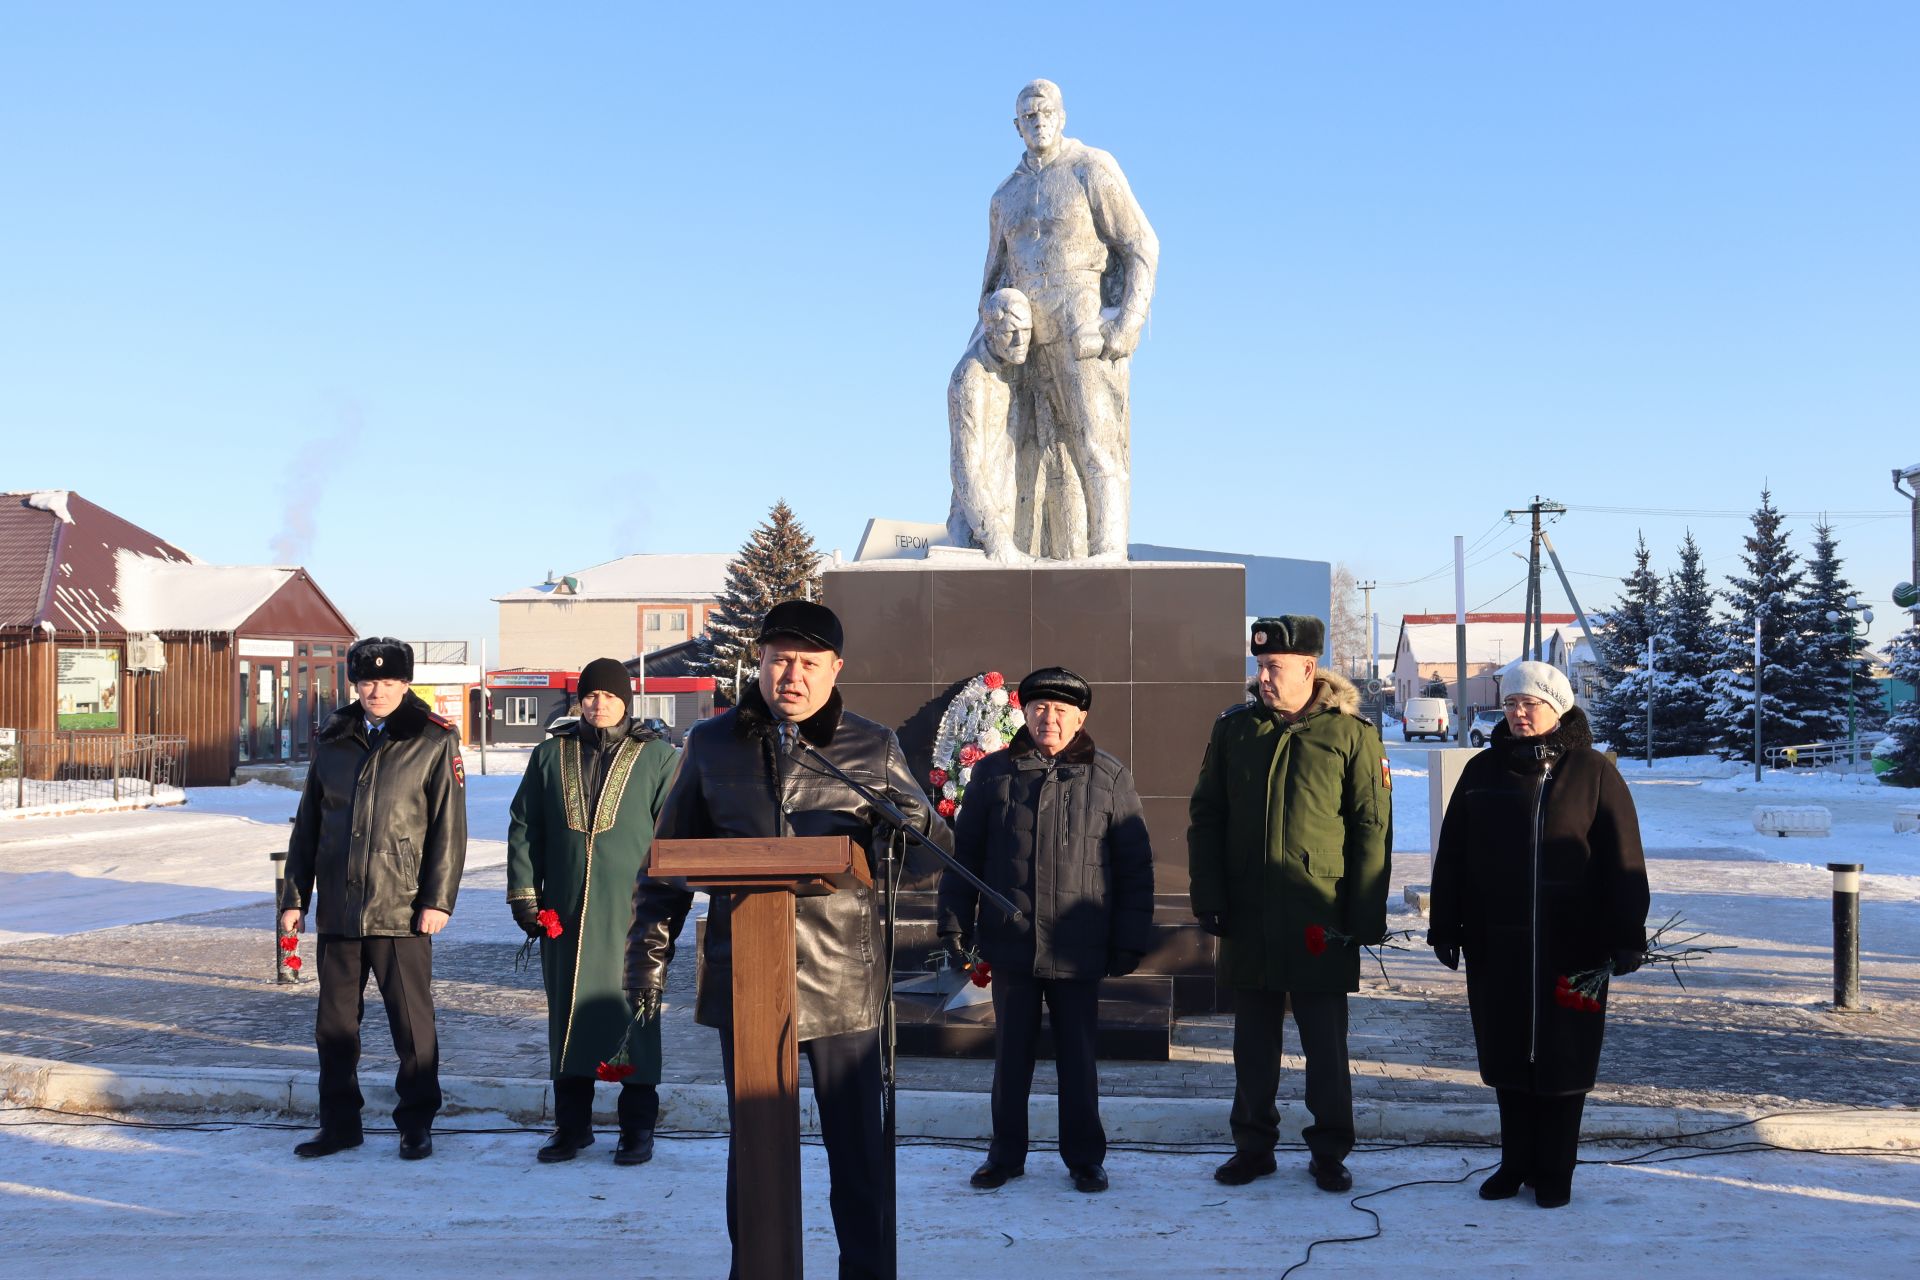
[626,599,948,1280]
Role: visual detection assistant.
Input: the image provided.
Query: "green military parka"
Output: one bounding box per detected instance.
[1187,670,1393,993]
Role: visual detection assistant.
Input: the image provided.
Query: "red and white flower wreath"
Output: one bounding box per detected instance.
[927,671,1024,819]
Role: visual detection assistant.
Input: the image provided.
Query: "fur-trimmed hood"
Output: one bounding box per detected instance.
[1240,668,1368,723]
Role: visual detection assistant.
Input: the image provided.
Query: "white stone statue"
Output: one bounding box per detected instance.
[956,78,1158,562]
[946,288,1033,561]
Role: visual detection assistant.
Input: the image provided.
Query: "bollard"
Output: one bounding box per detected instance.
[1829,862,1862,1010]
[272,844,300,984]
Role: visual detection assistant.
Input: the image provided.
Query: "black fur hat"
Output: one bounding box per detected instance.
[1250,616,1325,658]
[758,599,844,654]
[1018,666,1092,711]
[347,636,414,684]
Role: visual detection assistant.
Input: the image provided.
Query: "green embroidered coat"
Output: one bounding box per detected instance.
[508,723,679,1081]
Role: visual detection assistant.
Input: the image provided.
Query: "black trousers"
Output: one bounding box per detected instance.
[314,934,441,1133]
[552,1073,660,1137]
[988,970,1105,1170]
[1227,989,1353,1162]
[1495,1089,1586,1193]
[720,1028,887,1280]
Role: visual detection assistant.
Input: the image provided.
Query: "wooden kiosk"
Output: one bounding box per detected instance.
[647,835,872,1280]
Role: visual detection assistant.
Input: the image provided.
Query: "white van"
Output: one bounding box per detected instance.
[1402,697,1451,741]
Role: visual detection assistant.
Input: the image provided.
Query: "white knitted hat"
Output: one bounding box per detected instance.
[1503,661,1574,715]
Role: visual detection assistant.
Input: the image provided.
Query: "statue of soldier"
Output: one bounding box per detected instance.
[946,287,1033,561]
[981,78,1158,561]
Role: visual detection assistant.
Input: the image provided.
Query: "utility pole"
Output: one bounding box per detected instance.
[1506,496,1567,662]
[1357,579,1377,684]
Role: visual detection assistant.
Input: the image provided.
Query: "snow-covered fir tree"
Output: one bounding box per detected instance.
[691,500,823,702]
[1592,533,1662,754]
[1650,531,1718,756]
[1706,490,1818,761]
[1880,624,1920,787]
[1798,520,1883,751]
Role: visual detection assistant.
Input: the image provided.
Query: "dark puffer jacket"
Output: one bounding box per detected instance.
[624,684,948,1042]
[1428,706,1650,1095]
[937,727,1155,981]
[281,691,468,937]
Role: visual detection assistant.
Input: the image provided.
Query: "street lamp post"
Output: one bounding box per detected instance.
[1824,595,1875,767]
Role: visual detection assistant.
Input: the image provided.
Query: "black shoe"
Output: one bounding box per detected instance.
[1533,1182,1572,1209]
[1069,1163,1109,1193]
[1479,1166,1527,1200]
[614,1129,654,1166]
[538,1130,594,1163]
[294,1127,363,1158]
[398,1130,433,1160]
[1308,1157,1353,1192]
[1213,1151,1277,1186]
[970,1159,1025,1189]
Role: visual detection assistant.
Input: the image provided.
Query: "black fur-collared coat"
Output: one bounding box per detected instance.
[1428,706,1650,1095]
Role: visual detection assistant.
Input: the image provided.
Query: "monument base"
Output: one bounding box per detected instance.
[822,559,1249,1056]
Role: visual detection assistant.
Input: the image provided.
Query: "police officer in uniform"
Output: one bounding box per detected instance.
[280,636,468,1160]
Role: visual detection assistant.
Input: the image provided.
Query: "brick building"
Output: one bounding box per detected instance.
[492,553,731,671]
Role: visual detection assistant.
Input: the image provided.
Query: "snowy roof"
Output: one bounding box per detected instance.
[1397,617,1579,665]
[493,552,733,603]
[111,552,298,633]
[0,491,196,633]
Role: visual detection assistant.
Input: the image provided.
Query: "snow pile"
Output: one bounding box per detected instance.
[110,551,292,633]
[22,490,74,523]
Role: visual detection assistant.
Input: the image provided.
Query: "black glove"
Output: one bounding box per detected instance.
[1107,948,1144,977]
[939,933,969,968]
[1432,943,1460,971]
[1611,947,1645,976]
[1196,912,1226,938]
[629,988,663,1023]
[510,898,543,939]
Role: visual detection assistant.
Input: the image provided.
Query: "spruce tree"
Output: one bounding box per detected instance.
[692,500,823,702]
[1650,531,1717,756]
[1593,533,1662,754]
[1799,520,1882,754]
[1706,490,1818,761]
[1880,624,1920,786]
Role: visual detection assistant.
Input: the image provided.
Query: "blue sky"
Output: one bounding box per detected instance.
[4,3,1915,652]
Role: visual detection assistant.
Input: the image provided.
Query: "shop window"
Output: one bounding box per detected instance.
[505,696,539,726]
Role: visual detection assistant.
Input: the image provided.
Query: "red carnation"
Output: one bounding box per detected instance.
[279,935,299,953]
[286,954,303,971]
[929,767,949,788]
[537,908,563,940]
[937,798,958,820]
[983,672,1004,690]
[958,744,985,767]
[968,959,993,988]
[1006,691,1020,709]
[1304,925,1328,957]
[596,1061,636,1083]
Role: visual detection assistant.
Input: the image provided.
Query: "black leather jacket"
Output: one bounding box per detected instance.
[281,691,468,937]
[625,684,948,1042]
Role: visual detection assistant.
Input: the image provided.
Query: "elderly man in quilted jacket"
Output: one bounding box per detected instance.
[938,666,1154,1195]
[625,599,947,1280]
[1188,616,1392,1193]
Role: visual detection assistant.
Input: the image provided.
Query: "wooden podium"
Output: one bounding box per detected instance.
[648,836,873,1280]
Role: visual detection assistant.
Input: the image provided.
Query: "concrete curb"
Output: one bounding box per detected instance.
[4,1053,1915,1150]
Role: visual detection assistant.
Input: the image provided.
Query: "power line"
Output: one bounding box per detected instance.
[1565,504,1903,520]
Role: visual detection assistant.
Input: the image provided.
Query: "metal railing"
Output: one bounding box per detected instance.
[1764,732,1888,771]
[0,730,189,811]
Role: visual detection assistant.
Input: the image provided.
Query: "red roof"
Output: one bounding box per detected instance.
[0,492,191,634]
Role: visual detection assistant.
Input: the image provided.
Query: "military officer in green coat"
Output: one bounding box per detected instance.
[508,657,679,1165]
[1188,616,1392,1193]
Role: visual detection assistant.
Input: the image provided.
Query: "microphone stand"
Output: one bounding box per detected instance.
[789,735,1018,1280]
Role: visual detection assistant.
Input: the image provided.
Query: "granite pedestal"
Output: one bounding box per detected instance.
[821,559,1246,1058]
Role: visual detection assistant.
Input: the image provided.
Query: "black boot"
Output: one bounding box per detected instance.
[614,1081,658,1166]
[1484,1088,1533,1199]
[294,1124,364,1158]
[539,1076,596,1164]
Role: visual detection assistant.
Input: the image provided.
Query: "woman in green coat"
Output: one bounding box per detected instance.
[508,658,678,1165]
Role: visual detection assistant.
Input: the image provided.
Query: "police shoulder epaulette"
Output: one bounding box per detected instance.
[425,710,457,733]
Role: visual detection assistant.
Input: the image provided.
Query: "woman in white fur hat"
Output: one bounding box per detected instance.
[1426,661,1650,1208]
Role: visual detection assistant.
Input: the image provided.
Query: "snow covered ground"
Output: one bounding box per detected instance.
[0,1116,1912,1277]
